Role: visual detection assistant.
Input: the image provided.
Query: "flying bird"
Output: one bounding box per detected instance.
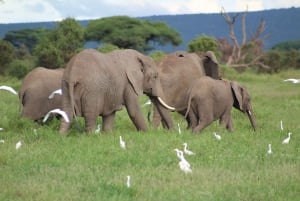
[213,132,221,141]
[16,141,22,149]
[48,89,62,99]
[119,136,126,149]
[183,142,195,155]
[0,85,18,95]
[282,132,292,144]
[266,144,272,155]
[43,108,70,123]
[283,78,300,84]
[126,175,131,188]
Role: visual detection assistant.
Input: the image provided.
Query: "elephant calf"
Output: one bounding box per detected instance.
[185,76,257,133]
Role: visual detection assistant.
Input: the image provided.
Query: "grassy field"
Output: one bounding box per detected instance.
[0,68,299,201]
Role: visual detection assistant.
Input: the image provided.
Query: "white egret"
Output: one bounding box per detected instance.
[0,139,5,143]
[177,123,182,135]
[126,175,131,188]
[174,148,190,168]
[178,160,192,174]
[43,108,69,123]
[95,124,101,134]
[142,99,152,107]
[0,128,4,131]
[0,85,18,95]
[282,132,292,144]
[213,132,221,141]
[283,78,300,84]
[183,142,195,155]
[280,120,283,131]
[48,89,62,99]
[120,136,126,149]
[267,144,272,155]
[16,141,22,149]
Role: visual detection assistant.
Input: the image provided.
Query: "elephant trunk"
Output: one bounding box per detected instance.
[157,96,175,111]
[151,97,174,129]
[247,110,257,131]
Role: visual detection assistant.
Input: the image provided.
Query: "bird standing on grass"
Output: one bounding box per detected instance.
[183,142,195,155]
[16,141,22,150]
[126,175,131,188]
[213,132,221,141]
[177,123,182,134]
[174,148,192,174]
[280,120,283,131]
[282,132,292,144]
[95,124,101,134]
[120,136,126,149]
[267,144,272,155]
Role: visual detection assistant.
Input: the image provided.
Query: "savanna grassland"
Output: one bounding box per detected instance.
[0,67,299,201]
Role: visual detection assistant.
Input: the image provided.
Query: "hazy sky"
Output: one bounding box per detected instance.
[0,0,299,23]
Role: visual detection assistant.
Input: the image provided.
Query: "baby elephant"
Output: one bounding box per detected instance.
[185,76,256,133]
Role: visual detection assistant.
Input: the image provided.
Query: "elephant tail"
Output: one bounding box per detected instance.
[184,93,192,119]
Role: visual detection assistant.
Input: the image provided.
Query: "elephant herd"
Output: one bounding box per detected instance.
[19,48,256,135]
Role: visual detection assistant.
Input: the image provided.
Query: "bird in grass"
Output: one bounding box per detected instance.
[183,142,195,155]
[178,160,192,174]
[95,124,101,134]
[283,78,300,84]
[0,128,4,131]
[266,144,272,155]
[280,120,283,131]
[282,132,292,144]
[119,136,126,149]
[48,89,62,99]
[43,108,69,123]
[213,132,221,141]
[0,85,18,95]
[174,148,190,168]
[16,141,22,150]
[177,123,182,135]
[126,175,131,188]
[142,99,152,107]
[0,139,5,143]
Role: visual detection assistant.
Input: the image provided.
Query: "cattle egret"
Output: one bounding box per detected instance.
[213,132,221,141]
[126,175,131,188]
[174,149,190,168]
[0,85,18,95]
[178,160,192,174]
[95,124,101,134]
[0,139,4,143]
[142,99,152,107]
[280,120,283,131]
[16,141,22,149]
[43,108,69,123]
[48,89,62,99]
[177,123,182,134]
[267,144,272,154]
[183,142,195,155]
[282,132,292,144]
[283,78,300,84]
[0,128,3,131]
[120,136,126,149]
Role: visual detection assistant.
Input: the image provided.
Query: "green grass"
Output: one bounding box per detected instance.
[0,69,300,201]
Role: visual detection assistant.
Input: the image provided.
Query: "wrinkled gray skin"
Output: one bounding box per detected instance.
[59,48,174,134]
[152,51,220,128]
[19,67,64,121]
[185,76,257,133]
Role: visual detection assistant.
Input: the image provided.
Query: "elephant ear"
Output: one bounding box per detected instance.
[203,51,219,79]
[230,81,244,111]
[126,57,144,96]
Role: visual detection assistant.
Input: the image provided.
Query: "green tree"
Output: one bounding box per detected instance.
[188,35,220,58]
[85,16,181,52]
[97,43,120,53]
[0,39,15,74]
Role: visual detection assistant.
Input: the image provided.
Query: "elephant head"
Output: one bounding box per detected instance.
[203,51,220,79]
[231,81,257,131]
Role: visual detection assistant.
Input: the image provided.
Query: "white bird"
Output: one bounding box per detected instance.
[95,124,101,134]
[282,132,292,144]
[177,123,182,134]
[0,85,18,95]
[0,139,5,143]
[48,89,62,99]
[119,136,126,149]
[43,108,69,123]
[213,132,221,141]
[283,78,300,84]
[183,142,195,155]
[126,175,131,188]
[174,148,190,168]
[0,128,4,131]
[178,160,192,174]
[142,99,152,107]
[16,141,22,149]
[280,120,283,131]
[266,144,272,155]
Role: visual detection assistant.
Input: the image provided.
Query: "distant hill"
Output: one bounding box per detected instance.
[1,7,300,51]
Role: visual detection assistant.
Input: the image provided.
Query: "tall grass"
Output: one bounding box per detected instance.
[0,69,299,201]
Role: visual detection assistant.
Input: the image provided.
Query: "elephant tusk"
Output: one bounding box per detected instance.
[157,97,176,111]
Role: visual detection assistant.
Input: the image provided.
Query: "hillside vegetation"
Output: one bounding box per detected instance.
[0,68,299,201]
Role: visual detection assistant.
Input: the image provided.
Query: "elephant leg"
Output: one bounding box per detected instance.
[102,112,115,132]
[187,109,197,130]
[152,106,162,128]
[124,88,147,131]
[219,111,234,131]
[84,114,98,133]
[192,106,214,134]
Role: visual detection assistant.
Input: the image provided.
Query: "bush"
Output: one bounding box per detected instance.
[188,35,221,60]
[6,59,34,79]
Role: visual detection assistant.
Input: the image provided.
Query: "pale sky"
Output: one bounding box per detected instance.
[0,0,299,23]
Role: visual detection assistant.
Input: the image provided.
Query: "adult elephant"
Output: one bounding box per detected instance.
[59,48,175,134]
[19,67,64,121]
[152,51,220,128]
[185,76,257,133]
